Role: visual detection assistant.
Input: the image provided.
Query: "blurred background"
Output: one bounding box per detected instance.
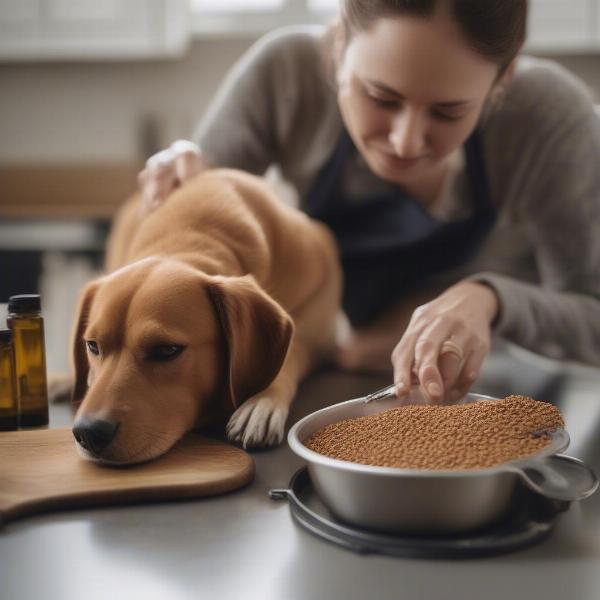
[1,0,600,374]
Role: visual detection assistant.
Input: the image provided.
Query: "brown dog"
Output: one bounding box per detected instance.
[70,169,341,464]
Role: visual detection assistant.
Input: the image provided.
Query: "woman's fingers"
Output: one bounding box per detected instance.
[146,163,177,211]
[438,335,468,392]
[174,151,205,181]
[140,149,177,212]
[393,332,469,404]
[439,349,462,391]
[391,334,417,398]
[445,337,489,403]
[170,140,204,181]
[392,326,476,404]
[139,140,203,214]
[412,319,455,403]
[390,281,495,405]
[417,360,444,403]
[392,335,448,402]
[456,340,488,391]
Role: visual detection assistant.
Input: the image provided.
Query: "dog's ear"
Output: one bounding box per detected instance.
[206,275,294,411]
[70,280,100,406]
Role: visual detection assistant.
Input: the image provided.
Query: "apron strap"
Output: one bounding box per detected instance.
[304,128,497,326]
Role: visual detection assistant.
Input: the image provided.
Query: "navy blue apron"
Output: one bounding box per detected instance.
[304,129,497,326]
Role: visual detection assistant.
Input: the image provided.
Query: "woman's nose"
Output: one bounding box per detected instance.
[388,109,427,158]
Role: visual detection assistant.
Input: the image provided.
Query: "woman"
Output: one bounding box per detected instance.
[138,0,600,404]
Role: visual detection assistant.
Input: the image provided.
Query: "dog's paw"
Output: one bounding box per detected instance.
[226,395,289,449]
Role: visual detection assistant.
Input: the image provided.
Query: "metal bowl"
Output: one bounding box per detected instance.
[288,390,598,534]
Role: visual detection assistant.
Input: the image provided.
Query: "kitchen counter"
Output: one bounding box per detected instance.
[1,345,599,600]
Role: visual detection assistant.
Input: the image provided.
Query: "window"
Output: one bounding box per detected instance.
[307,0,337,12]
[191,0,600,51]
[192,0,285,11]
[191,0,337,35]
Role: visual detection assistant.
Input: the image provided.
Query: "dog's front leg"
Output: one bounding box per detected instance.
[226,339,311,448]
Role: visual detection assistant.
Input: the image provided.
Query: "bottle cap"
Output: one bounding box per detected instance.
[8,294,42,314]
[0,329,12,343]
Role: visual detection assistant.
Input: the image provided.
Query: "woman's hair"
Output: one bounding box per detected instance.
[340,0,528,72]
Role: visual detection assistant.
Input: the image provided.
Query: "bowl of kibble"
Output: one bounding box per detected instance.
[288,389,598,534]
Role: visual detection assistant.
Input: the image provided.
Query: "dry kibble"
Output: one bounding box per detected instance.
[304,395,564,470]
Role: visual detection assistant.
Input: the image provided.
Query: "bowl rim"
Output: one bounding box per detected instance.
[287,392,569,478]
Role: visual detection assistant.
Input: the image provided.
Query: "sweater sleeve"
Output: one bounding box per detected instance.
[193,26,327,176]
[471,63,600,366]
[192,32,280,174]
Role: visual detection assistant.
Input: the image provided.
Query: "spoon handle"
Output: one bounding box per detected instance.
[363,384,397,404]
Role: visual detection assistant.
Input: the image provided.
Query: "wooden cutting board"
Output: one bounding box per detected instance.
[0,427,255,525]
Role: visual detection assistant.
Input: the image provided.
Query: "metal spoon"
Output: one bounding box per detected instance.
[363,384,397,404]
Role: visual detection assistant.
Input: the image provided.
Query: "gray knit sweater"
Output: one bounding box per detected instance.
[195,25,600,367]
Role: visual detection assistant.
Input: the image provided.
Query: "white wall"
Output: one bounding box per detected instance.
[1,37,600,164]
[0,38,253,163]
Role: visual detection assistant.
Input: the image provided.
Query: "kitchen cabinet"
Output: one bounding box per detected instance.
[2,0,600,60]
[528,0,599,52]
[597,0,600,45]
[0,0,190,60]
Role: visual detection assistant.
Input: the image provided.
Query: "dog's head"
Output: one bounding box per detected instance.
[70,257,293,465]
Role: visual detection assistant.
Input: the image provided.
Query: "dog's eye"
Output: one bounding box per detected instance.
[148,345,185,362]
[86,340,100,355]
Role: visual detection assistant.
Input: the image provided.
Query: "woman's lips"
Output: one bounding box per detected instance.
[389,156,423,168]
[372,146,426,170]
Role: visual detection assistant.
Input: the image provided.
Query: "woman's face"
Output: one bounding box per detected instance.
[337,13,500,186]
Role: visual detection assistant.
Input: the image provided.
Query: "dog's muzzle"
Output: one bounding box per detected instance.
[73,417,120,456]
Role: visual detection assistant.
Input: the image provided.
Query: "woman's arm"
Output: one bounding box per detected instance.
[192,33,280,174]
[478,65,600,366]
[139,26,327,211]
[392,60,600,403]
[194,25,328,175]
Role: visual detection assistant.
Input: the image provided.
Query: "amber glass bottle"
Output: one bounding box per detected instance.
[7,294,49,428]
[0,329,19,430]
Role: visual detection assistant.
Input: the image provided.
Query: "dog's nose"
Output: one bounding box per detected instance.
[73,417,120,455]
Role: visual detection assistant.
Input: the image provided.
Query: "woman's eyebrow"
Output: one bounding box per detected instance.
[434,100,471,108]
[363,79,404,97]
[363,78,471,107]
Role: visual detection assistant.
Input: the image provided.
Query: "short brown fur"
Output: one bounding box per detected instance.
[70,169,341,464]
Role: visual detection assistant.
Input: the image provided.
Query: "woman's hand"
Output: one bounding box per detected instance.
[137,140,208,214]
[391,281,498,404]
